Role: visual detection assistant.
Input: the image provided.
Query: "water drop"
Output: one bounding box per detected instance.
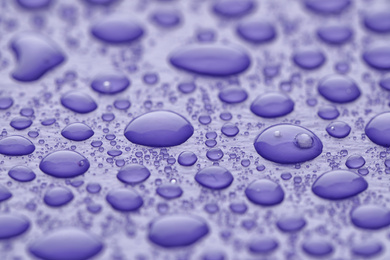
[61,123,94,141]
[178,82,196,94]
[212,0,255,18]
[150,10,181,28]
[124,110,194,147]
[106,188,143,212]
[10,32,65,81]
[345,155,365,169]
[10,117,33,130]
[254,124,323,164]
[352,240,383,257]
[304,0,350,15]
[91,16,144,44]
[326,121,351,138]
[362,45,390,70]
[302,239,333,256]
[350,204,390,229]
[156,184,183,199]
[245,179,284,206]
[8,166,36,182]
[44,186,74,207]
[61,91,97,114]
[218,87,248,104]
[317,105,340,120]
[236,20,276,44]
[0,184,12,202]
[0,214,30,239]
[318,74,360,103]
[221,123,239,137]
[0,97,13,110]
[363,10,390,33]
[276,214,306,232]
[316,25,353,45]
[292,49,326,70]
[206,148,224,161]
[16,0,51,9]
[0,136,35,156]
[169,45,251,77]
[250,93,294,118]
[29,228,103,260]
[91,73,130,95]
[117,164,151,185]
[148,215,209,247]
[312,169,368,200]
[365,112,390,147]
[178,151,197,166]
[195,166,233,190]
[39,150,90,178]
[248,237,278,254]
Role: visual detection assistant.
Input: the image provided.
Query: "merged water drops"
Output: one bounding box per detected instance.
[365,112,390,147]
[39,150,90,178]
[169,45,251,77]
[195,166,233,190]
[148,215,209,247]
[312,170,368,200]
[254,124,323,164]
[10,32,65,82]
[117,164,151,185]
[0,136,35,156]
[8,166,36,182]
[236,20,276,44]
[91,73,130,95]
[350,204,390,229]
[61,123,94,141]
[245,179,284,206]
[316,25,353,45]
[250,93,294,118]
[124,110,194,147]
[0,214,30,239]
[318,75,360,103]
[212,0,255,18]
[106,188,143,212]
[44,186,74,207]
[91,16,144,44]
[362,45,390,70]
[61,91,97,114]
[29,228,103,260]
[292,49,326,70]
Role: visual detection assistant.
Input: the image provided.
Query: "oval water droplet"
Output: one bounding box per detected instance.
[44,186,74,207]
[61,123,94,141]
[0,214,30,239]
[292,49,326,70]
[248,237,278,254]
[304,0,350,15]
[276,214,306,232]
[169,45,251,77]
[352,240,383,257]
[124,110,194,147]
[350,204,390,230]
[106,188,143,212]
[178,151,197,166]
[318,74,360,103]
[0,184,12,202]
[250,93,294,118]
[150,10,181,28]
[316,25,353,45]
[254,124,323,164]
[195,166,233,190]
[363,10,390,33]
[302,239,333,256]
[8,166,36,182]
[10,117,33,130]
[61,91,97,114]
[312,169,368,200]
[317,105,340,120]
[91,16,144,44]
[245,179,284,206]
[148,215,209,247]
[218,87,248,104]
[0,136,35,156]
[10,32,65,82]
[221,123,239,137]
[29,228,103,260]
[39,150,90,178]
[365,112,390,147]
[236,20,276,44]
[363,45,390,70]
[379,76,390,91]
[212,0,255,18]
[16,0,52,9]
[91,73,130,95]
[156,184,183,199]
[346,155,365,169]
[0,97,13,110]
[117,164,151,185]
[326,121,351,138]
